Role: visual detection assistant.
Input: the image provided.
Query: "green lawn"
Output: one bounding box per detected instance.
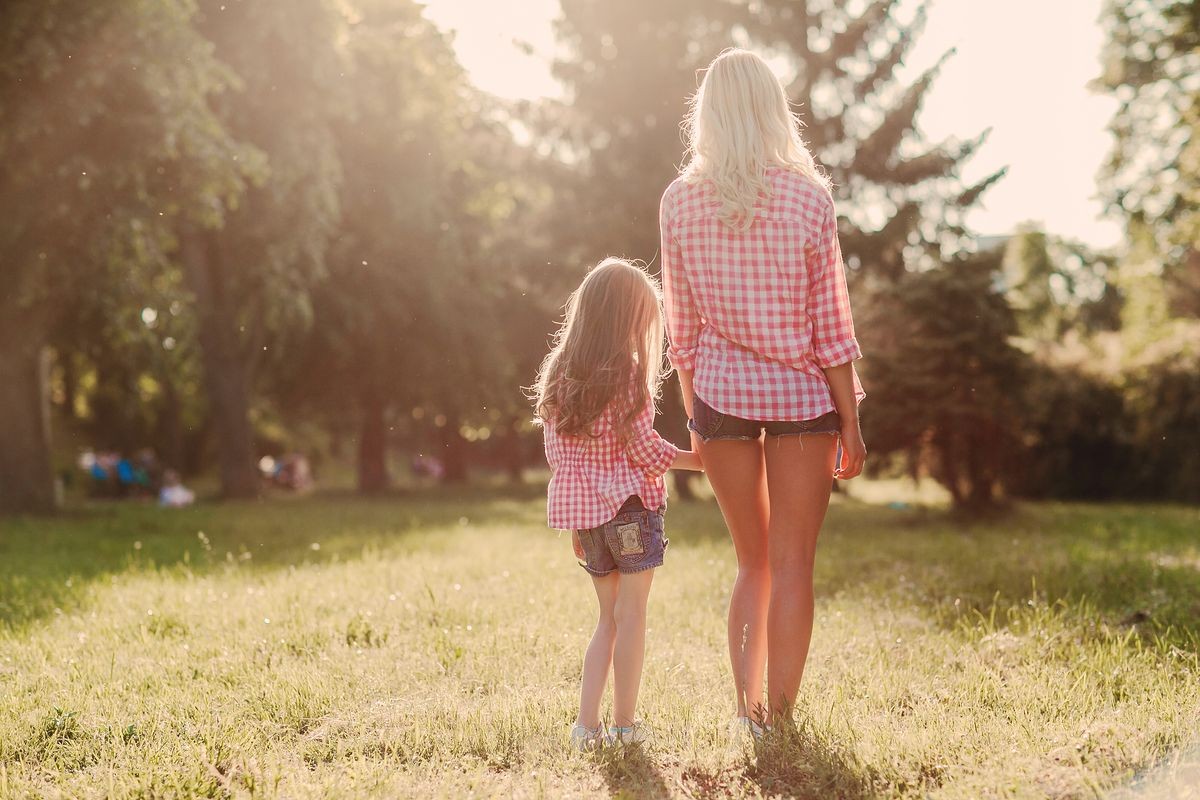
[1,488,1197,799]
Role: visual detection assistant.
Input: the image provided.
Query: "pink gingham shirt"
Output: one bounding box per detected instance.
[660,168,865,421]
[542,387,679,530]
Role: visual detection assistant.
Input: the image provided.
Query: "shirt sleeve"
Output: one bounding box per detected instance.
[625,397,678,478]
[807,198,863,369]
[660,187,701,372]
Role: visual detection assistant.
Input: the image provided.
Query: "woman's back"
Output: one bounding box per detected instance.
[660,167,863,422]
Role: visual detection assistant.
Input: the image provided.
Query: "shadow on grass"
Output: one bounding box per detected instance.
[596,745,672,799]
[0,484,543,631]
[747,720,879,800]
[672,719,877,800]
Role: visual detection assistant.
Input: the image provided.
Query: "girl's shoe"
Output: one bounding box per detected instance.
[729,715,768,741]
[571,723,607,752]
[608,722,648,745]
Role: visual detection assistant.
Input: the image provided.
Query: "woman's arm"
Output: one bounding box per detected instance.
[823,363,866,480]
[809,197,866,480]
[677,368,696,419]
[675,368,704,457]
[661,187,702,381]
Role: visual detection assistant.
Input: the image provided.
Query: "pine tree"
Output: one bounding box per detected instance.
[732,1,1007,282]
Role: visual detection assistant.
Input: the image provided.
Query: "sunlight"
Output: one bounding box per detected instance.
[422,0,1122,246]
[422,0,560,100]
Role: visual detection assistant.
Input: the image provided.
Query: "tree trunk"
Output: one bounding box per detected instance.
[357,386,389,494]
[0,333,57,513]
[180,228,259,499]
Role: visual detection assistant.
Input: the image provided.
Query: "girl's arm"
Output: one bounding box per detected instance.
[626,398,680,478]
[671,449,704,472]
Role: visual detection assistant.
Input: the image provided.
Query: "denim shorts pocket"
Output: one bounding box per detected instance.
[607,517,648,565]
[689,395,726,440]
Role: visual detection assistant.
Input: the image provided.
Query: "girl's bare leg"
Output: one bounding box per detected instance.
[763,434,838,721]
[611,568,655,728]
[577,572,619,730]
[699,437,771,720]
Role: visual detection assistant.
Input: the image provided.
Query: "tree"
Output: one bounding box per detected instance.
[51,271,204,471]
[1097,0,1199,318]
[0,0,247,512]
[289,0,537,491]
[739,1,1006,284]
[1002,227,1122,343]
[181,0,345,498]
[863,251,1029,509]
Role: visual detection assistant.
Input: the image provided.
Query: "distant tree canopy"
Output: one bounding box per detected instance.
[0,0,248,511]
[0,0,1194,513]
[1098,0,1199,319]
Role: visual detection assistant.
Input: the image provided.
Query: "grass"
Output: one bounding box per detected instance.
[0,486,1198,799]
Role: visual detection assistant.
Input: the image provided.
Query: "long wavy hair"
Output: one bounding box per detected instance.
[682,48,830,229]
[533,258,666,442]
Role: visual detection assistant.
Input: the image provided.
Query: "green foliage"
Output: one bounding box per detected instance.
[1002,227,1123,341]
[1122,338,1200,501]
[1012,365,1132,500]
[0,0,255,510]
[1004,330,1200,503]
[1097,0,1199,317]
[280,0,533,488]
[0,0,252,309]
[862,252,1029,508]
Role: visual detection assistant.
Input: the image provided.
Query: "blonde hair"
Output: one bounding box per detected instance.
[533,258,666,442]
[682,48,830,229]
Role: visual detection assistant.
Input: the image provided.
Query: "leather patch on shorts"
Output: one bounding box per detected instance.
[615,522,644,555]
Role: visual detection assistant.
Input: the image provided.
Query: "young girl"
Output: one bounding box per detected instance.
[534,257,703,750]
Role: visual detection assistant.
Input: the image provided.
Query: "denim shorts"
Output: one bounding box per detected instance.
[575,496,667,577]
[688,394,841,442]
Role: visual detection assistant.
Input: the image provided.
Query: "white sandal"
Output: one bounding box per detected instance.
[608,722,649,745]
[570,723,608,751]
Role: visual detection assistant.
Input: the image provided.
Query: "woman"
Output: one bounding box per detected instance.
[659,49,867,727]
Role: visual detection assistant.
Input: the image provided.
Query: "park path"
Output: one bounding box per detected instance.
[1107,744,1200,800]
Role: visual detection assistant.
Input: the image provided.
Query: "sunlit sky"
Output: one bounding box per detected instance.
[424,0,1122,248]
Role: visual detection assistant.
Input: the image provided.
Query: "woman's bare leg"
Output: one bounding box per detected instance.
[577,572,618,730]
[763,434,838,721]
[612,568,655,727]
[699,437,771,720]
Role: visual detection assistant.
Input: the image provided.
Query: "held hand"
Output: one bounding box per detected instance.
[834,425,867,480]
